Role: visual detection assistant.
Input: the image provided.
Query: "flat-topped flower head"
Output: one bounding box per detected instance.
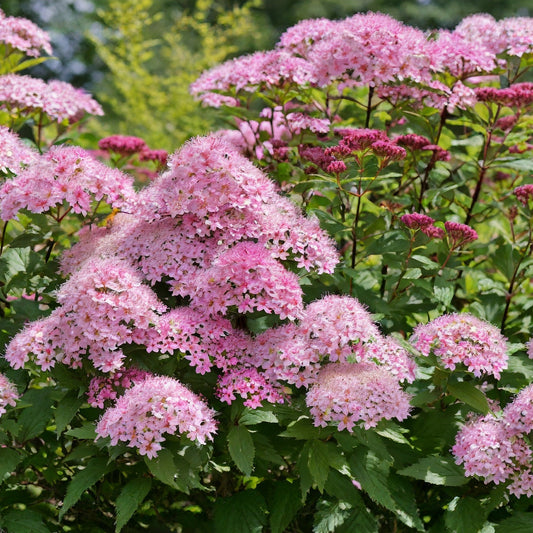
[306,362,412,431]
[0,145,136,220]
[401,212,435,229]
[0,74,103,124]
[444,221,478,247]
[96,375,217,458]
[216,367,284,408]
[411,313,508,378]
[475,84,533,108]
[503,384,533,436]
[88,368,151,409]
[0,9,52,57]
[452,414,531,487]
[0,373,19,416]
[0,126,38,175]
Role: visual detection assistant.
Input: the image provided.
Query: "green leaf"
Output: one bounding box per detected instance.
[269,481,303,533]
[144,448,179,489]
[213,490,268,533]
[280,417,333,440]
[445,496,487,533]
[55,392,85,436]
[60,457,113,519]
[65,423,97,439]
[0,448,24,482]
[1,509,50,533]
[398,456,468,486]
[447,382,490,414]
[313,500,353,533]
[349,448,424,531]
[17,388,54,442]
[115,477,152,533]
[228,425,255,476]
[307,440,347,494]
[335,504,379,533]
[494,512,533,532]
[239,409,278,425]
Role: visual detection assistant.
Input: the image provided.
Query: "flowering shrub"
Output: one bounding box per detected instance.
[1,7,533,533]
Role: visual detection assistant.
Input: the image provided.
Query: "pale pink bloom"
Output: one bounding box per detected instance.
[88,368,151,408]
[0,373,19,416]
[503,384,533,436]
[96,375,217,457]
[0,145,136,220]
[277,18,338,55]
[452,414,531,486]
[0,126,38,174]
[216,367,284,408]
[527,338,533,359]
[365,336,417,383]
[0,74,103,123]
[306,362,412,431]
[0,9,52,57]
[411,313,508,378]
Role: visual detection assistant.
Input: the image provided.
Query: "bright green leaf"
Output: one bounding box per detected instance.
[447,382,490,414]
[398,456,468,486]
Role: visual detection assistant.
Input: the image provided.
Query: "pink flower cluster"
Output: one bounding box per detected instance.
[96,375,217,458]
[98,135,148,155]
[475,84,533,108]
[411,313,508,378]
[306,362,412,431]
[254,295,416,388]
[216,367,284,408]
[5,258,166,373]
[514,184,533,206]
[0,373,19,416]
[453,384,533,497]
[0,145,136,220]
[0,74,103,124]
[401,213,445,239]
[0,126,38,175]
[0,9,52,57]
[87,368,151,409]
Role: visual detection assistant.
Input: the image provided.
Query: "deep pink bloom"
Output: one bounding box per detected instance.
[444,221,478,247]
[514,184,533,206]
[401,213,435,229]
[88,368,151,409]
[98,135,147,155]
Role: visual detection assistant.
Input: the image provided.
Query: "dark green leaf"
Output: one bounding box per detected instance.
[398,456,468,486]
[269,481,302,533]
[2,509,50,533]
[55,392,85,436]
[60,457,113,519]
[445,496,487,533]
[228,425,255,476]
[17,388,53,442]
[115,477,152,533]
[144,448,179,489]
[0,448,24,482]
[494,512,533,533]
[213,490,268,533]
[65,423,97,439]
[447,382,489,414]
[313,500,353,533]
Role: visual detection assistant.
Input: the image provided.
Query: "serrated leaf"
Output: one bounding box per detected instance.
[307,440,332,493]
[115,477,152,532]
[17,388,53,442]
[1,509,50,533]
[59,457,112,519]
[65,423,97,439]
[269,481,302,533]
[350,448,424,531]
[228,425,255,476]
[144,448,179,489]
[313,500,352,533]
[398,456,468,486]
[280,417,333,440]
[445,496,488,533]
[55,392,84,436]
[494,512,533,532]
[447,382,489,414]
[0,448,23,482]
[213,490,268,533]
[335,504,379,533]
[239,409,278,425]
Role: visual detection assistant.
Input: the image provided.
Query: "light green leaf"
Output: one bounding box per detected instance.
[115,477,152,532]
[398,456,468,486]
[60,457,113,519]
[239,409,278,425]
[228,425,255,476]
[65,423,97,439]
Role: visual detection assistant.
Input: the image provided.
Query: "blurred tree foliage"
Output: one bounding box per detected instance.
[88,0,272,149]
